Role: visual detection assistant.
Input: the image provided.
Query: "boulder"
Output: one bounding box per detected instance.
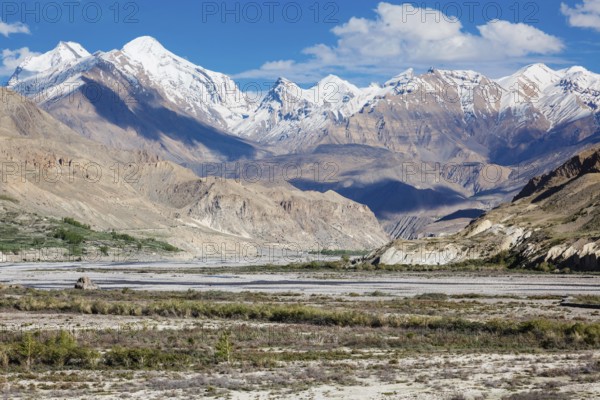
[75,276,98,290]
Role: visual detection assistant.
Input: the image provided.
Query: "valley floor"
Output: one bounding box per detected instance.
[1,263,600,399]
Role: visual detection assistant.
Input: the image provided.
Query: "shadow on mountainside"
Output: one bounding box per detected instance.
[79,77,257,161]
[290,178,466,218]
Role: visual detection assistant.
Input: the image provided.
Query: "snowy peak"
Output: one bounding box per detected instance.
[560,66,590,76]
[558,66,600,88]
[261,75,362,110]
[7,40,93,95]
[119,35,190,76]
[116,36,252,126]
[314,74,358,90]
[119,36,228,87]
[55,41,91,60]
[497,63,561,92]
[7,36,251,131]
[263,77,310,105]
[312,75,361,106]
[272,77,296,87]
[384,68,415,87]
[513,63,558,78]
[495,63,600,127]
[122,36,170,59]
[11,41,90,78]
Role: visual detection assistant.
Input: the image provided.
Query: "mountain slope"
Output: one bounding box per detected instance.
[0,88,388,255]
[368,145,600,270]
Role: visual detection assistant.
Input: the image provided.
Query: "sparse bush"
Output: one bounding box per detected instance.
[502,392,573,400]
[215,331,233,364]
[9,331,98,370]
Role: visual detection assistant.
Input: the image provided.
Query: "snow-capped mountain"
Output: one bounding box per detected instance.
[234,77,317,141]
[9,41,90,83]
[117,36,251,127]
[8,37,251,131]
[232,75,366,145]
[8,41,95,104]
[6,37,257,163]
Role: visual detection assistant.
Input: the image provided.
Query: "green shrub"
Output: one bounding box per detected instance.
[160,243,180,252]
[62,218,91,230]
[18,332,42,369]
[414,293,449,301]
[53,229,85,245]
[41,331,98,367]
[111,231,136,242]
[11,331,98,369]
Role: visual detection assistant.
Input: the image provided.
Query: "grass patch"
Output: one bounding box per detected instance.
[2,288,600,351]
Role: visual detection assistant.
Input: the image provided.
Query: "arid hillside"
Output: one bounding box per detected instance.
[0,88,388,257]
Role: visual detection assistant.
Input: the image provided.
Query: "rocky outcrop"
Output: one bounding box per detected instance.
[514,148,600,201]
[544,241,600,270]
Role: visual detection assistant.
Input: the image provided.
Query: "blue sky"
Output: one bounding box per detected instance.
[0,0,598,86]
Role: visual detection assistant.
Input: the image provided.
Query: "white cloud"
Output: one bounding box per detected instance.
[235,59,324,83]
[235,2,564,83]
[561,0,600,31]
[0,48,39,76]
[0,21,30,37]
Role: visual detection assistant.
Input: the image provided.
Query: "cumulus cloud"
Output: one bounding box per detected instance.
[0,48,39,76]
[0,21,30,37]
[235,2,564,83]
[561,0,600,31]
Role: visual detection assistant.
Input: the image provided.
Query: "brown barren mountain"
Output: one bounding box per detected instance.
[0,88,388,258]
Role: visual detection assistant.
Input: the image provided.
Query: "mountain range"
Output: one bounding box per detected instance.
[6,36,600,240]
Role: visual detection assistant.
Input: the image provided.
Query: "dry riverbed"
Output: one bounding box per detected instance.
[1,261,600,296]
